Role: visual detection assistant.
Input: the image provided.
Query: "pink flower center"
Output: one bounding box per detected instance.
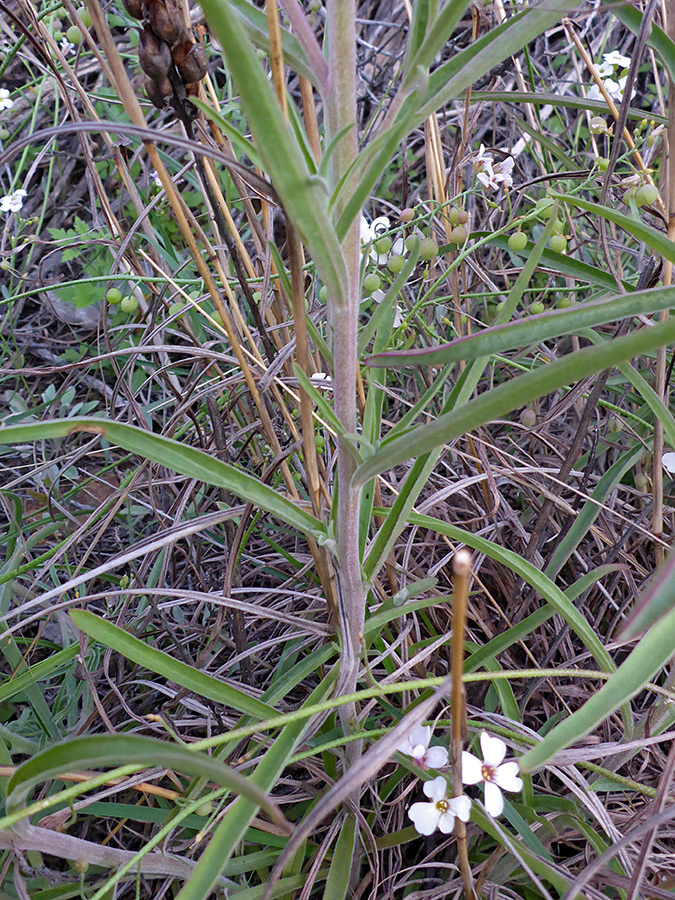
[481,764,496,782]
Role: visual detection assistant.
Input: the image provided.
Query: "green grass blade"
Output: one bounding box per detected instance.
[0,418,323,539]
[617,546,675,640]
[519,601,675,772]
[70,610,276,720]
[353,316,675,486]
[322,813,356,900]
[471,90,664,124]
[0,644,78,706]
[6,734,288,827]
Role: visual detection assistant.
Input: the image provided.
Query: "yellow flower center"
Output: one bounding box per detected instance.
[481,764,496,782]
[436,799,449,813]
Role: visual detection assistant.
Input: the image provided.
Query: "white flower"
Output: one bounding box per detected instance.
[59,37,75,55]
[462,732,523,817]
[602,50,631,70]
[588,76,627,103]
[473,144,494,173]
[371,288,403,328]
[494,156,515,189]
[661,452,675,475]
[476,153,515,191]
[0,189,27,213]
[0,89,13,111]
[310,372,332,388]
[408,776,472,836]
[398,725,449,769]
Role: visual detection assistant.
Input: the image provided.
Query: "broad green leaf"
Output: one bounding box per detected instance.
[353,315,675,486]
[367,285,675,369]
[552,192,675,263]
[70,610,275,719]
[0,418,323,539]
[198,0,346,297]
[617,545,675,641]
[404,0,471,78]
[5,734,288,827]
[519,602,675,772]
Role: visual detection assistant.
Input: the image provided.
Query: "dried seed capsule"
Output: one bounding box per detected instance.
[139,27,172,78]
[146,0,185,47]
[122,0,144,18]
[175,42,207,83]
[144,75,172,108]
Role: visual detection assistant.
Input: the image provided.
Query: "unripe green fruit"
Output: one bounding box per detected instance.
[319,285,327,302]
[120,295,139,313]
[520,407,536,428]
[449,225,468,245]
[66,24,83,43]
[74,859,89,874]
[608,416,623,434]
[77,7,92,27]
[314,434,325,451]
[550,218,564,235]
[363,273,381,293]
[535,198,554,219]
[420,238,438,260]
[405,234,419,252]
[448,206,459,225]
[557,296,572,309]
[456,209,469,225]
[400,207,414,223]
[635,184,659,207]
[375,235,392,255]
[387,255,405,274]
[596,157,609,172]
[624,187,637,203]
[549,234,567,253]
[168,302,184,316]
[196,801,213,817]
[529,301,545,315]
[57,6,69,17]
[106,287,122,305]
[0,127,9,141]
[508,231,527,252]
[51,17,63,31]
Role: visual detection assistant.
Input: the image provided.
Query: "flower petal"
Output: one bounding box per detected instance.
[422,775,447,802]
[484,781,504,817]
[480,733,507,767]
[438,809,457,833]
[371,215,390,236]
[494,762,523,793]
[411,744,427,761]
[461,751,483,785]
[409,801,440,836]
[448,794,472,823]
[408,725,431,750]
[425,746,449,769]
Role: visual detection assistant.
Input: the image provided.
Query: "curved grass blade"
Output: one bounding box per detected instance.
[617,545,675,641]
[367,286,675,368]
[519,600,675,773]
[70,610,275,720]
[6,734,288,828]
[0,644,78,706]
[0,418,323,539]
[471,91,665,124]
[353,316,675,486]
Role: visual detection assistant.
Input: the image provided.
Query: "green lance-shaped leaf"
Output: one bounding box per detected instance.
[198,0,346,298]
[353,315,675,487]
[616,545,675,641]
[551,192,675,262]
[5,734,289,829]
[0,418,323,540]
[519,601,675,773]
[70,610,276,720]
[367,286,675,368]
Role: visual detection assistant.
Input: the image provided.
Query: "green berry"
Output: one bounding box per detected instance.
[77,7,92,27]
[557,296,572,309]
[608,416,623,434]
[50,16,63,31]
[196,801,213,817]
[548,234,567,253]
[420,238,438,260]
[596,157,609,172]
[66,24,83,42]
[520,407,537,428]
[106,287,122,305]
[120,295,139,313]
[449,225,468,245]
[400,207,414,224]
[319,285,327,302]
[456,209,469,225]
[529,301,545,315]
[314,434,325,451]
[0,127,9,141]
[375,235,392,255]
[448,206,459,225]
[74,859,89,875]
[56,6,69,17]
[363,273,381,294]
[387,255,405,274]
[508,231,527,252]
[405,234,419,252]
[635,184,659,207]
[535,198,554,219]
[550,218,564,235]
[624,187,637,203]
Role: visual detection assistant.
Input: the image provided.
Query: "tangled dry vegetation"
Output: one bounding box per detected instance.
[1,0,675,897]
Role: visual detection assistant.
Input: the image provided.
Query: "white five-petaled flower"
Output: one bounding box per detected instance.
[398,725,449,769]
[661,452,675,475]
[0,189,27,213]
[588,52,632,103]
[598,50,631,73]
[462,732,523,817]
[408,776,472,836]
[474,145,515,192]
[360,215,407,264]
[0,88,13,111]
[59,37,75,56]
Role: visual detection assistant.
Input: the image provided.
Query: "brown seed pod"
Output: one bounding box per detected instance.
[175,42,207,84]
[138,27,172,79]
[144,75,173,108]
[121,0,144,18]
[145,0,186,47]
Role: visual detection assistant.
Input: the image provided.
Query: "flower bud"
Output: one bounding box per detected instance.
[139,27,172,79]
[589,116,609,134]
